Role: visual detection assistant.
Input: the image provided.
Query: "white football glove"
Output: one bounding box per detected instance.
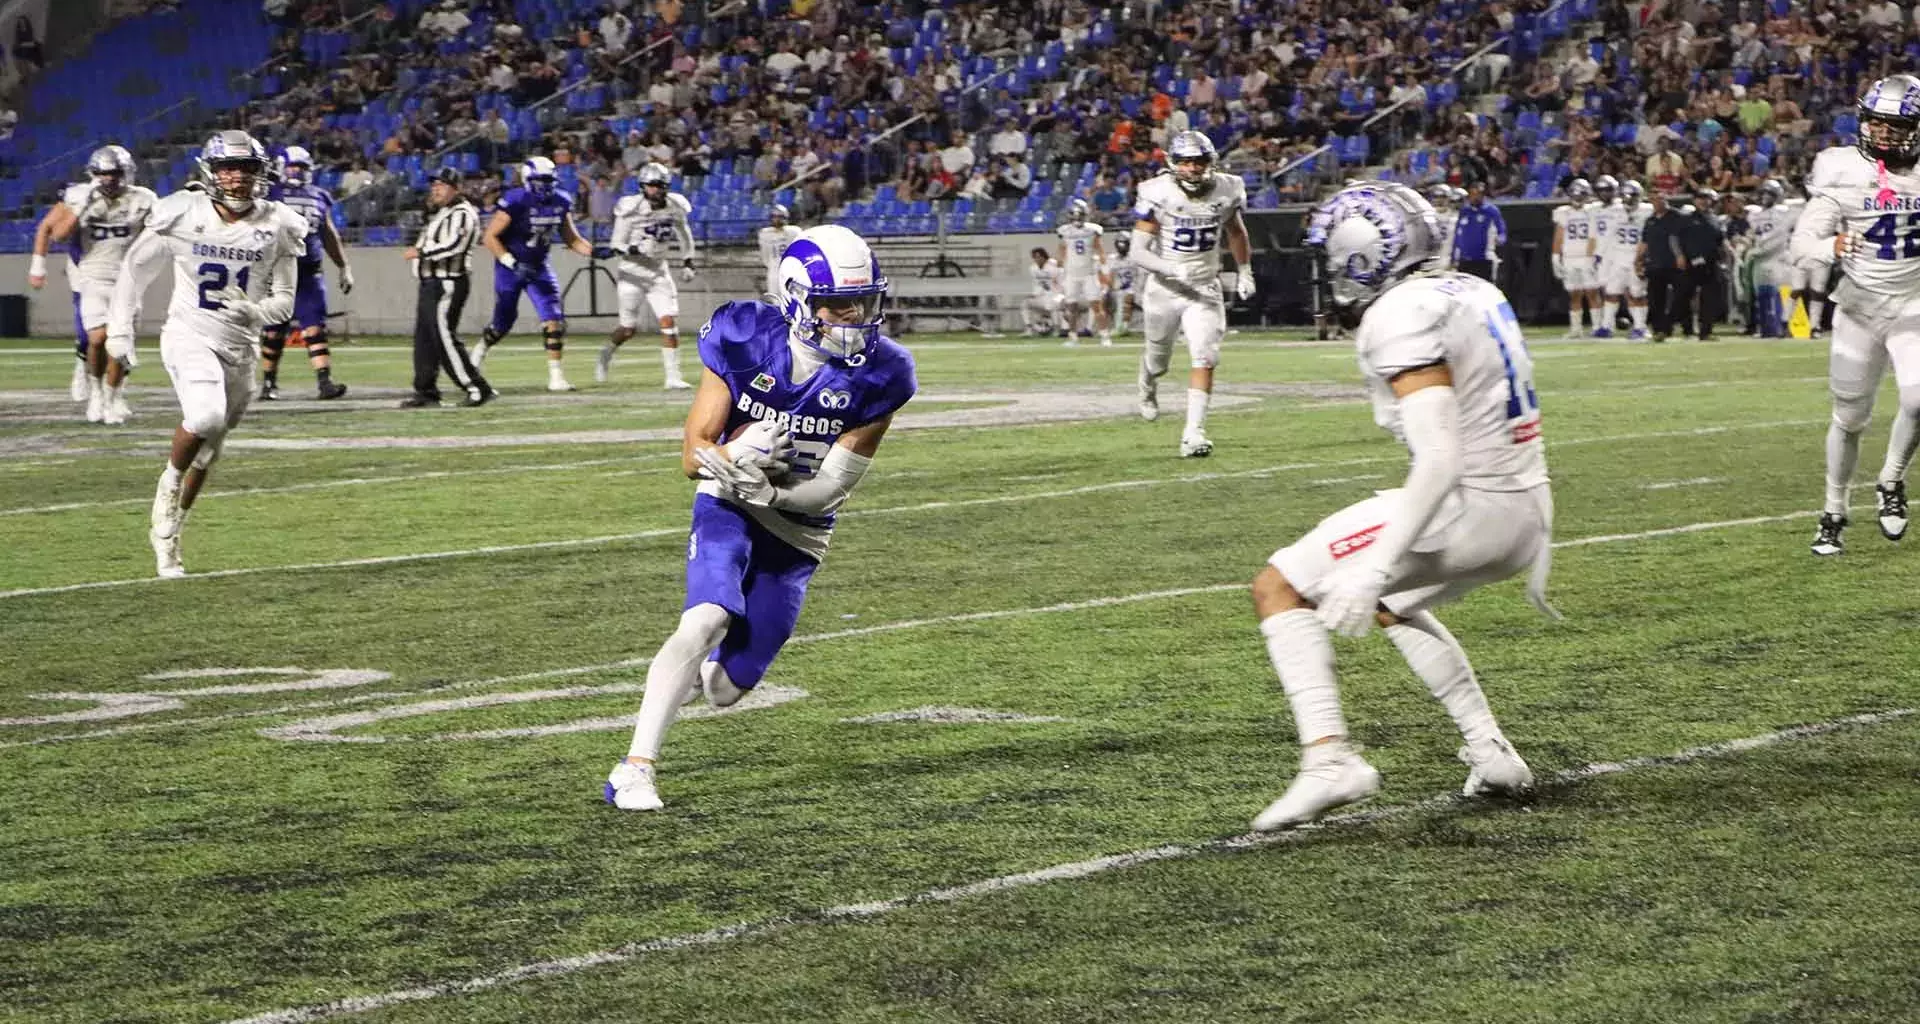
[28,253,46,290]
[1315,563,1391,639]
[106,330,135,362]
[721,419,794,472]
[1235,271,1256,302]
[340,265,355,294]
[679,259,697,283]
[693,445,777,506]
[211,284,265,326]
[1550,253,1564,280]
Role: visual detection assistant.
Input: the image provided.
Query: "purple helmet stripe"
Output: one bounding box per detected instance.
[785,239,837,289]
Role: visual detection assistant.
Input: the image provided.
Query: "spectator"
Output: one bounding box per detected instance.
[478,108,510,167]
[1091,173,1127,215]
[1646,135,1687,195]
[621,129,649,171]
[990,154,1032,198]
[598,5,632,54]
[765,39,805,78]
[339,158,374,198]
[938,130,975,179]
[417,0,469,43]
[1736,87,1773,137]
[988,118,1028,159]
[587,173,618,228]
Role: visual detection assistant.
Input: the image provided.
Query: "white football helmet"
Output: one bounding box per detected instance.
[1593,174,1618,204]
[1567,177,1592,202]
[87,145,135,197]
[1859,74,1920,167]
[1619,179,1644,209]
[1068,197,1089,223]
[196,130,270,214]
[1759,178,1784,207]
[776,224,889,362]
[278,145,313,187]
[770,203,789,224]
[521,156,557,195]
[1306,181,1442,317]
[1168,130,1217,196]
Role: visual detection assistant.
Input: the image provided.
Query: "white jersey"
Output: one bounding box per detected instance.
[1748,200,1800,261]
[63,182,157,285]
[109,191,305,354]
[1606,203,1650,260]
[1131,171,1248,279]
[1434,211,1458,267]
[1030,258,1063,295]
[1552,203,1594,259]
[757,223,802,271]
[1355,272,1549,492]
[1588,200,1622,263]
[1112,261,1138,294]
[1055,220,1105,275]
[611,191,694,265]
[1793,145,1920,319]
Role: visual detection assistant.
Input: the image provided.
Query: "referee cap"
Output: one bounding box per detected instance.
[431,166,464,187]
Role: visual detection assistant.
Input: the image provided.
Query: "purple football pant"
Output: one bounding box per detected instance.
[291,267,329,329]
[488,261,564,335]
[683,493,820,689]
[71,292,87,354]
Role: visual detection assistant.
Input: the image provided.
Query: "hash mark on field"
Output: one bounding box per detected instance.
[221,708,1917,1024]
[1640,477,1728,490]
[838,706,1072,725]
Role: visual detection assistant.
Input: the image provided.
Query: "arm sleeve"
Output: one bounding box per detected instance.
[1354,385,1464,575]
[108,229,170,339]
[768,445,874,515]
[256,252,298,326]
[1790,194,1843,269]
[1129,227,1186,278]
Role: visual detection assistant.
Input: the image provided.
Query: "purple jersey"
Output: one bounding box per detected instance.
[494,186,575,265]
[268,181,334,266]
[698,300,916,543]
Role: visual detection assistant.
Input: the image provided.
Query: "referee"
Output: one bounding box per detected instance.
[402,167,493,407]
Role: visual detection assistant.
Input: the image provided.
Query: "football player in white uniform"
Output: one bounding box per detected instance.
[756,203,802,304]
[1110,235,1139,335]
[1551,178,1598,338]
[1251,181,1552,830]
[1425,185,1458,271]
[31,146,155,423]
[1791,74,1920,555]
[595,162,697,389]
[1599,178,1653,339]
[1055,199,1112,346]
[1128,131,1253,457]
[106,131,305,578]
[29,188,92,404]
[1023,246,1064,335]
[1746,179,1799,338]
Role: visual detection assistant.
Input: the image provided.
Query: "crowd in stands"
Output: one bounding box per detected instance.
[0,0,1903,246]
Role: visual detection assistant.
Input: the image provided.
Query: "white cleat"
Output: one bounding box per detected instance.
[663,376,693,390]
[85,387,105,423]
[1457,737,1534,797]
[70,361,88,402]
[151,526,185,578]
[604,760,664,811]
[547,375,576,393]
[595,342,615,382]
[1179,431,1213,458]
[104,393,131,425]
[1099,332,1113,347]
[701,664,746,708]
[151,473,183,541]
[1138,381,1159,422]
[1252,742,1382,831]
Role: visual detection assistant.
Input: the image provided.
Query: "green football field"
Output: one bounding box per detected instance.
[1,330,1916,1024]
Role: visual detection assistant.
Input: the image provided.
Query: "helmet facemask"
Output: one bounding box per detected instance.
[1862,111,1920,167]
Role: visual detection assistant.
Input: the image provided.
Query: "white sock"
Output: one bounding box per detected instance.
[626,605,730,761]
[106,383,122,404]
[548,360,566,380]
[160,463,183,488]
[1808,299,1825,328]
[1568,306,1581,332]
[1260,609,1346,746]
[661,345,682,380]
[1629,303,1647,330]
[89,375,104,399]
[1386,612,1501,746]
[1826,421,1861,516]
[1185,387,1210,435]
[1600,299,1617,329]
[1879,406,1920,486]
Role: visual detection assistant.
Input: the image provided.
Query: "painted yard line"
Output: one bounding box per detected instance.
[221,707,1918,1024]
[0,495,1859,750]
[0,454,684,517]
[0,417,1828,601]
[1640,477,1728,490]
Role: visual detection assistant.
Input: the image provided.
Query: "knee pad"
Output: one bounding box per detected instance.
[543,323,567,352]
[1831,391,1875,434]
[677,602,732,650]
[303,327,329,356]
[259,327,288,358]
[1142,338,1174,377]
[190,436,225,471]
[181,409,228,440]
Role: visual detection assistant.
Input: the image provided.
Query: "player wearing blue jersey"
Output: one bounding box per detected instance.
[606,224,917,812]
[258,146,353,400]
[472,156,595,391]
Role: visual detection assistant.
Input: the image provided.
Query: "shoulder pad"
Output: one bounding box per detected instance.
[697,300,784,374]
[861,337,920,418]
[669,193,692,214]
[497,187,528,211]
[554,189,577,208]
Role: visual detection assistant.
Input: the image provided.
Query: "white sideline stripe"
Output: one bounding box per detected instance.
[0,454,682,517]
[1640,477,1728,491]
[221,707,1917,1024]
[0,417,1828,602]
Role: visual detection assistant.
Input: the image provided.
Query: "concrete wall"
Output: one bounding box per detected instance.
[0,231,1062,339]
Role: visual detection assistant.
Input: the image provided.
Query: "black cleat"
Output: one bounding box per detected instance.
[1811,512,1848,556]
[398,393,440,408]
[258,380,281,401]
[1876,481,1908,541]
[461,387,498,408]
[317,380,349,400]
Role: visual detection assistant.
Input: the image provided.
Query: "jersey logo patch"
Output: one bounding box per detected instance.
[817,388,851,410]
[750,372,776,392]
[1328,523,1386,561]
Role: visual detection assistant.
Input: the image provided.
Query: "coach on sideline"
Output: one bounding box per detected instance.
[401,167,493,407]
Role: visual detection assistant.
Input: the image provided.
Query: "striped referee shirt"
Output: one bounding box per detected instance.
[414,198,479,279]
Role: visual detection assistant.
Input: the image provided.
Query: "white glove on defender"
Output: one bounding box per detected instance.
[340,265,355,294]
[1235,271,1256,302]
[1550,253,1565,280]
[106,330,135,362]
[1316,563,1390,638]
[211,284,266,327]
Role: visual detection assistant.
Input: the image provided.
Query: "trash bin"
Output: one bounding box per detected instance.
[0,294,27,338]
